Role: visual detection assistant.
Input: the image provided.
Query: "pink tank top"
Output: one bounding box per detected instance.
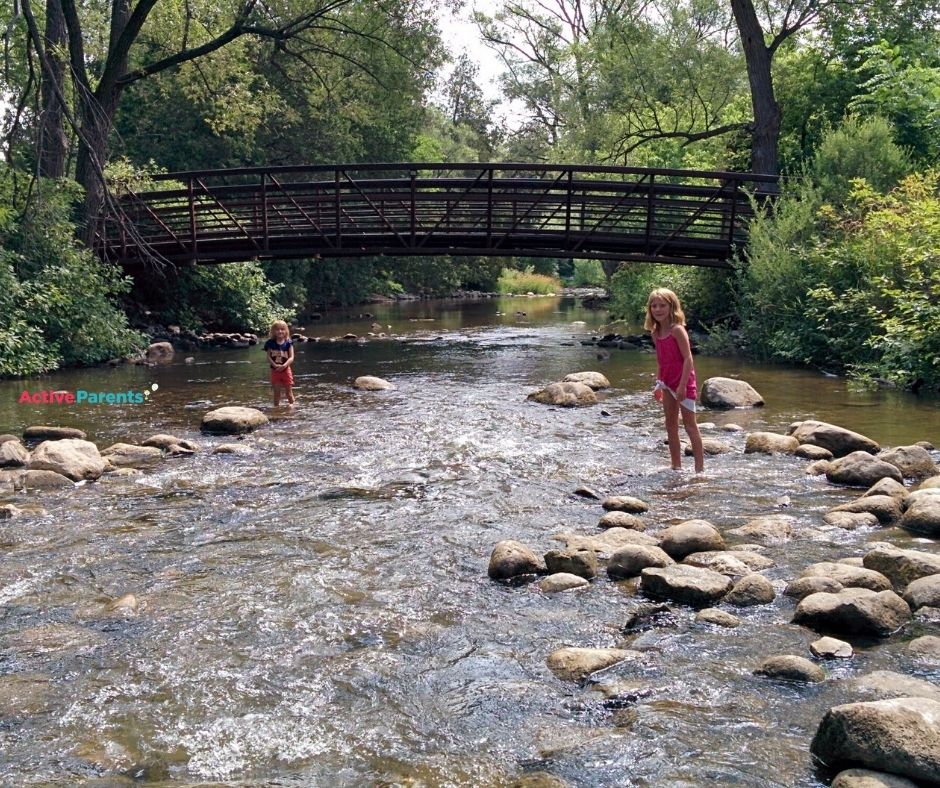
[654,330,697,399]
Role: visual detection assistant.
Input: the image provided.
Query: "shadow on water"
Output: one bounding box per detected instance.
[0,295,938,785]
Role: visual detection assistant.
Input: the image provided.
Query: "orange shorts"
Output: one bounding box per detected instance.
[270,367,294,387]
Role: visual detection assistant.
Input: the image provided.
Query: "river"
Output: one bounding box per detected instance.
[1,296,938,786]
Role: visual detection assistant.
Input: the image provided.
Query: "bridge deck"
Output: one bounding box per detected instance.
[95,163,777,268]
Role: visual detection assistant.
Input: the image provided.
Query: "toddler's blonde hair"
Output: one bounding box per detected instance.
[269,320,290,339]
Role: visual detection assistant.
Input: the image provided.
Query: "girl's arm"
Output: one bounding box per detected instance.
[672,325,694,395]
[283,343,295,368]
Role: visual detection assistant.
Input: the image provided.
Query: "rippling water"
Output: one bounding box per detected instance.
[1,297,939,786]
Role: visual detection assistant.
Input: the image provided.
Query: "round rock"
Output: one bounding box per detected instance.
[563,371,610,390]
[659,520,725,560]
[200,407,268,435]
[488,540,544,580]
[811,636,854,659]
[353,376,393,391]
[699,377,764,409]
[598,511,646,531]
[527,381,596,407]
[754,655,825,683]
[601,496,649,514]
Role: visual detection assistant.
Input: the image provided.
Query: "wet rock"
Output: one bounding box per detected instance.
[0,440,29,467]
[726,550,775,571]
[824,511,881,530]
[831,768,919,788]
[908,635,940,660]
[27,439,106,481]
[725,574,775,607]
[607,545,673,579]
[811,636,854,659]
[537,573,590,593]
[598,511,646,530]
[601,496,649,514]
[914,606,940,625]
[639,564,732,606]
[878,445,938,481]
[0,434,17,444]
[800,562,891,592]
[21,469,74,490]
[810,697,940,784]
[919,476,940,490]
[200,406,268,434]
[544,548,597,580]
[699,377,764,409]
[353,375,393,391]
[903,575,940,611]
[899,495,940,537]
[745,432,799,455]
[165,443,195,456]
[682,550,754,577]
[864,478,908,500]
[695,609,741,627]
[488,540,544,580]
[622,602,678,632]
[563,371,610,390]
[527,381,597,407]
[796,443,834,460]
[806,459,832,475]
[863,544,940,589]
[659,519,725,560]
[902,487,940,510]
[23,425,86,441]
[145,341,174,363]
[827,452,904,488]
[101,443,164,466]
[108,593,139,615]
[788,420,879,457]
[0,504,24,519]
[830,495,903,525]
[546,647,641,682]
[728,515,794,543]
[754,655,825,683]
[792,588,911,638]
[852,671,940,703]
[573,485,602,500]
[690,438,734,455]
[211,443,252,455]
[142,434,197,451]
[554,528,658,556]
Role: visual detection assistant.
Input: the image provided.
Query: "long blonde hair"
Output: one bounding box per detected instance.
[643,288,686,332]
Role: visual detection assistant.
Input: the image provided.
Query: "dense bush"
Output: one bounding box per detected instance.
[496,267,561,294]
[0,174,145,377]
[739,118,938,390]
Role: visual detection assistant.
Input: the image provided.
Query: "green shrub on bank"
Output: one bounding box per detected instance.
[0,174,145,377]
[607,263,734,327]
[496,267,561,294]
[569,259,606,287]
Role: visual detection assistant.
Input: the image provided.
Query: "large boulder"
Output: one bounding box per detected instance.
[699,377,763,409]
[527,381,597,407]
[744,432,799,455]
[145,341,174,363]
[607,545,674,579]
[353,376,393,391]
[863,544,940,589]
[727,515,794,544]
[488,540,544,580]
[788,420,879,458]
[22,425,86,441]
[827,452,903,488]
[792,588,912,638]
[563,371,610,390]
[22,469,74,489]
[100,443,164,467]
[852,670,940,703]
[0,440,29,468]
[546,647,641,682]
[200,406,268,434]
[900,496,940,537]
[683,551,757,578]
[811,697,940,784]
[27,439,106,481]
[544,548,597,580]
[725,573,776,607]
[800,562,892,592]
[878,445,938,482]
[830,495,903,525]
[863,478,908,500]
[639,564,732,607]
[903,575,940,612]
[659,519,725,559]
[754,655,825,683]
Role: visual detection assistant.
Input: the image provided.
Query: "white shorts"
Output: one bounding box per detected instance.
[655,380,697,412]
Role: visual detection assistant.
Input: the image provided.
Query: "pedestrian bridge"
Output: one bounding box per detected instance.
[94,163,778,269]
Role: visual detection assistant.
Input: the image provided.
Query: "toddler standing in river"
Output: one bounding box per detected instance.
[264,320,295,406]
[645,288,704,473]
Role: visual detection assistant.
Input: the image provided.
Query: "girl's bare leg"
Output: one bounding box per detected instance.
[273,385,281,406]
[681,406,704,472]
[662,395,682,469]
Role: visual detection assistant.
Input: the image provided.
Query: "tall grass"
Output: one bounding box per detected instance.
[496,267,561,294]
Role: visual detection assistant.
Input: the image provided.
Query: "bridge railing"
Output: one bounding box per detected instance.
[95,163,778,268]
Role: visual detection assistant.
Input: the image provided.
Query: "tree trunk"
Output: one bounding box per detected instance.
[37,0,68,178]
[730,0,780,180]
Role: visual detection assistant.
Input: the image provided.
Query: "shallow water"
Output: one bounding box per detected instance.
[0,296,938,786]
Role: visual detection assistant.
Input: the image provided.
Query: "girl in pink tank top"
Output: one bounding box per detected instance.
[644,288,704,472]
